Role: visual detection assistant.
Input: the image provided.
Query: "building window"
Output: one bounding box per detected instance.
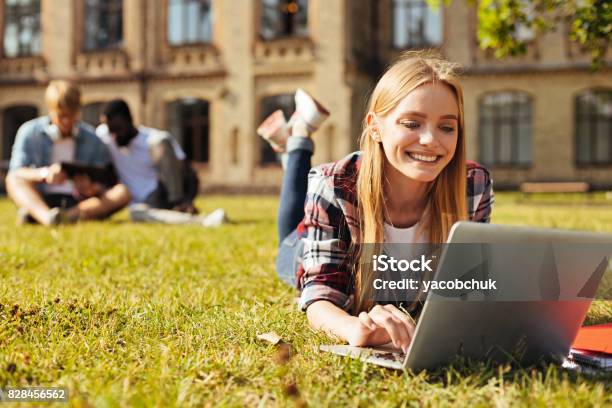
[82,102,106,128]
[168,0,213,45]
[84,0,123,51]
[3,0,41,58]
[2,105,38,161]
[575,89,612,165]
[260,0,308,40]
[167,99,210,163]
[479,91,532,167]
[392,0,442,49]
[259,94,295,165]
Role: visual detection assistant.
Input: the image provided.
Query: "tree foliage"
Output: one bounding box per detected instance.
[430,0,610,69]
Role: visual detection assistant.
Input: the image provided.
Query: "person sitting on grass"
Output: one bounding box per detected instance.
[262,52,494,353]
[96,99,227,227]
[6,80,130,226]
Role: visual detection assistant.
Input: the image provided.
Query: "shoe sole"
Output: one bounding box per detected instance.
[295,89,330,131]
[257,110,289,152]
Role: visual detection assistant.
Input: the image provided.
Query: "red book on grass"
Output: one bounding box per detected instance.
[571,323,612,354]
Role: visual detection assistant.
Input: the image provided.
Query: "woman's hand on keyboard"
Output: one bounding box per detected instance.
[351,304,415,352]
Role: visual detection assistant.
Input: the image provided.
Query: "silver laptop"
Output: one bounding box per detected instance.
[320,221,612,371]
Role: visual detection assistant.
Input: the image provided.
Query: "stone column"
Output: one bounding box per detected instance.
[41,0,74,78]
[215,1,256,185]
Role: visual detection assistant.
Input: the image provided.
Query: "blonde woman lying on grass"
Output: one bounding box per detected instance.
[258,51,494,352]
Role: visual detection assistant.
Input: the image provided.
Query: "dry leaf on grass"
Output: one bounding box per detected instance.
[273,343,293,364]
[256,332,294,364]
[256,331,283,345]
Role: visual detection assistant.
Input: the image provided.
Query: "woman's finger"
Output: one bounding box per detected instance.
[383,304,416,336]
[383,304,416,341]
[358,311,377,331]
[368,306,409,350]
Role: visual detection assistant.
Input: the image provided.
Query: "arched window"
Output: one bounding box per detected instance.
[575,89,612,165]
[478,91,532,166]
[82,102,106,128]
[167,98,210,163]
[259,94,295,165]
[260,0,308,40]
[392,0,442,49]
[2,105,38,161]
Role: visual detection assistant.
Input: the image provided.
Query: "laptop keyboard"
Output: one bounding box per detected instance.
[372,351,405,363]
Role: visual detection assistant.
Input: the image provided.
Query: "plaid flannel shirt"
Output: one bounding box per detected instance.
[295,151,494,312]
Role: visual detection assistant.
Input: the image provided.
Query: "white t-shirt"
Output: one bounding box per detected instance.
[45,136,75,195]
[383,221,429,262]
[384,222,428,244]
[97,125,185,203]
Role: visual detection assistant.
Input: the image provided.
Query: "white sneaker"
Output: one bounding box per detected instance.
[256,110,290,153]
[201,208,228,227]
[129,203,152,222]
[294,89,330,132]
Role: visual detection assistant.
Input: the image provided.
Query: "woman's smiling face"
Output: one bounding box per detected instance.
[376,82,460,183]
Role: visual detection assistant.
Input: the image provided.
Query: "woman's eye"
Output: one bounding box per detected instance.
[401,121,420,129]
[440,126,455,133]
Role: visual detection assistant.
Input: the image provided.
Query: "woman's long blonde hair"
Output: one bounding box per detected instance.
[354,51,468,313]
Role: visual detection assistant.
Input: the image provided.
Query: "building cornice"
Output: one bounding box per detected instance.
[0,69,228,86]
[464,62,612,76]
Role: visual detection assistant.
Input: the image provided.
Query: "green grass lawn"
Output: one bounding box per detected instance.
[0,193,611,407]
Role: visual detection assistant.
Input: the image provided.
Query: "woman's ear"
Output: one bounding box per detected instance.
[366,112,382,143]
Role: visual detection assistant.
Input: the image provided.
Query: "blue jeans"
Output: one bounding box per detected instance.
[276,136,314,287]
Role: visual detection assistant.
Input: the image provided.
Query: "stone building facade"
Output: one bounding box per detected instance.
[1,0,610,190]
